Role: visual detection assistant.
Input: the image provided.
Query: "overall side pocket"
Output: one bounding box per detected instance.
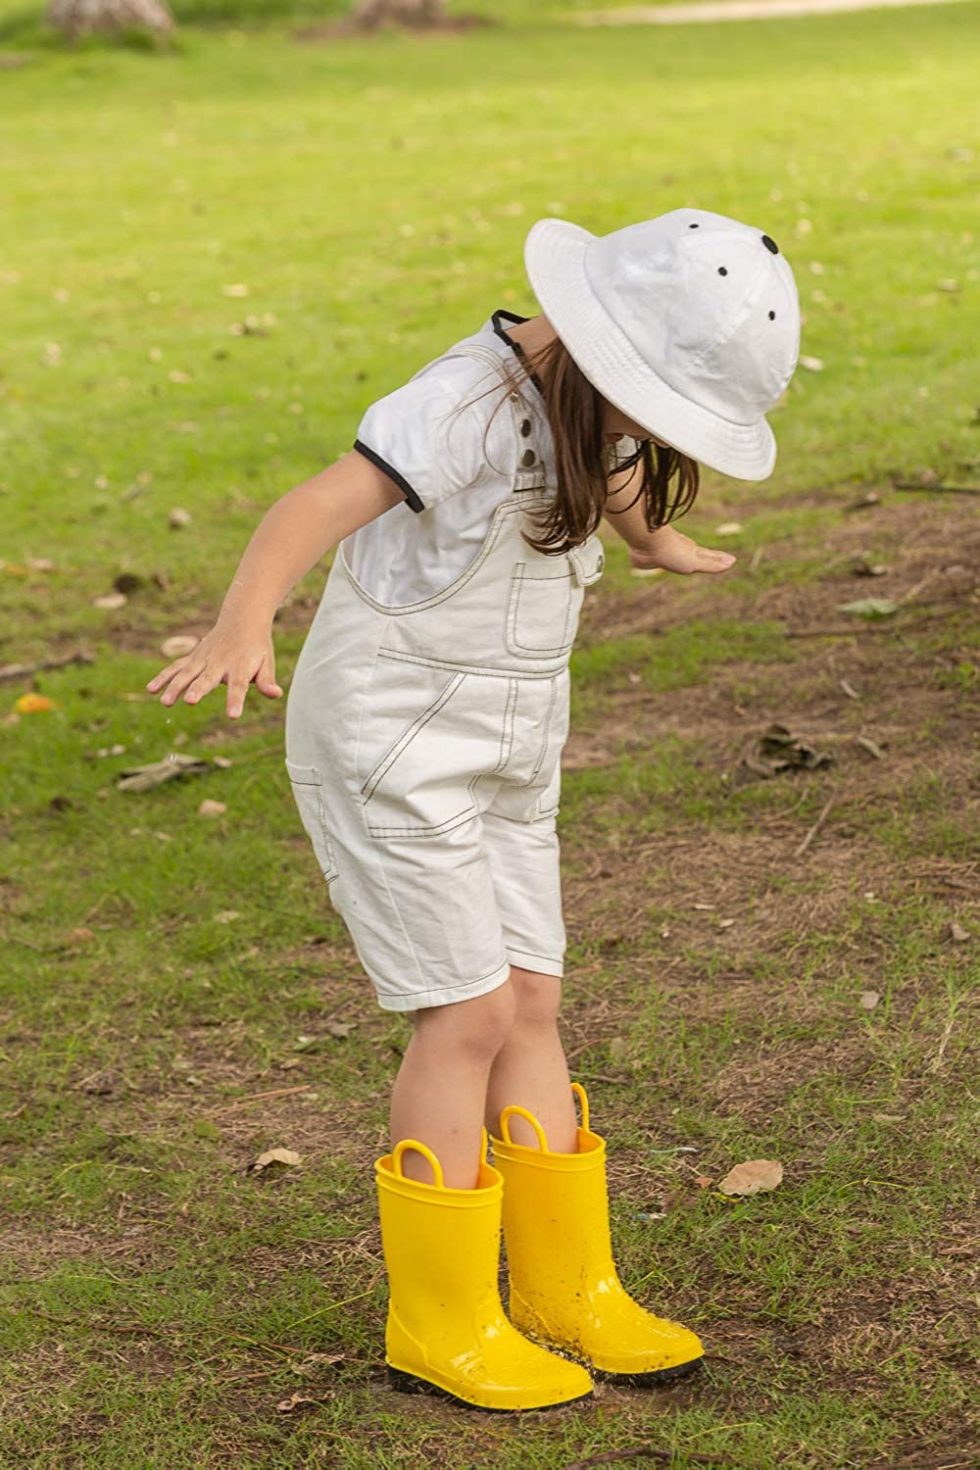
[285,759,340,885]
[505,564,576,658]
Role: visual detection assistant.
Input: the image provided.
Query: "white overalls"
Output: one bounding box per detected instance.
[283,341,605,1013]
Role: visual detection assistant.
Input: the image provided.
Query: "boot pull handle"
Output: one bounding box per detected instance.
[392,1138,444,1188]
[498,1104,549,1151]
[570,1080,590,1132]
[391,1127,489,1187]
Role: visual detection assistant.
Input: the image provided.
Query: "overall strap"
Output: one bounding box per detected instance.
[448,340,548,495]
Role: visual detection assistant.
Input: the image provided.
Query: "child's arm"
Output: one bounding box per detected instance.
[602,459,736,576]
[146,451,405,718]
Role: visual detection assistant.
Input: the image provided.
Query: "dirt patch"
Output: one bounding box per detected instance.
[551,492,979,1134]
[582,491,979,646]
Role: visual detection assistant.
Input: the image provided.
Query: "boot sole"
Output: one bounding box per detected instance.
[592,1354,704,1388]
[387,1365,593,1413]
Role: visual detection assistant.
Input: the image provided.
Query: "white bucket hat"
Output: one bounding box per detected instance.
[524,207,801,480]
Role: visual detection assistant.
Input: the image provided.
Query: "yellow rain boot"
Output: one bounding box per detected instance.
[490,1082,704,1385]
[374,1125,594,1412]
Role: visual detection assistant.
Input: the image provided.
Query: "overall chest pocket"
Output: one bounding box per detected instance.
[504,534,605,659]
[285,760,340,885]
[355,656,505,839]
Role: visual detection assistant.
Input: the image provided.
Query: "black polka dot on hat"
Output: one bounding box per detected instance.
[689,222,699,228]
[762,234,779,254]
[769,310,776,320]
[718,266,728,276]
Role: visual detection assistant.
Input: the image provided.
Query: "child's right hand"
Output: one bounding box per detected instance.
[145,617,283,719]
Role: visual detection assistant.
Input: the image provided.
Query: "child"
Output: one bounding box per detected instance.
[147,208,800,1413]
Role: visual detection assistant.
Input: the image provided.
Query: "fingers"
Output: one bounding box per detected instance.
[226,676,251,720]
[146,658,189,694]
[693,547,737,574]
[254,653,283,700]
[157,661,208,707]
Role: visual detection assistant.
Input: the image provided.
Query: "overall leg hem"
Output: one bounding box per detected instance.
[373,954,513,1013]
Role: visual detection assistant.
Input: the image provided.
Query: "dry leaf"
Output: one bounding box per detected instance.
[276,1393,316,1414]
[290,1352,344,1377]
[117,753,214,793]
[715,521,744,537]
[327,1021,357,1040]
[948,922,970,943]
[844,491,882,512]
[693,1174,714,1189]
[717,1159,783,1197]
[214,910,240,924]
[15,693,57,714]
[168,507,192,530]
[249,1147,301,1174]
[93,592,127,610]
[69,926,97,943]
[800,355,824,372]
[161,635,199,658]
[851,559,888,578]
[860,990,881,1010]
[839,598,898,619]
[198,799,226,818]
[222,283,250,297]
[854,735,886,761]
[77,1069,120,1096]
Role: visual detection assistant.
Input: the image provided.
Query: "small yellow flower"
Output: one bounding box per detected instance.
[14,692,58,714]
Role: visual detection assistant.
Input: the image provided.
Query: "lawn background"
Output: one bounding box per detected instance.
[2,3,978,1467]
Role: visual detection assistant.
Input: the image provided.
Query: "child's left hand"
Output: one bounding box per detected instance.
[628,525,736,576]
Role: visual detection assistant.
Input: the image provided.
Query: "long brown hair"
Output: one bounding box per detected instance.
[459,331,700,555]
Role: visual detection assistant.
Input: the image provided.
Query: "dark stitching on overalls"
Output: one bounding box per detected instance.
[527,675,560,787]
[375,649,562,680]
[493,679,518,776]
[506,565,577,658]
[360,671,466,800]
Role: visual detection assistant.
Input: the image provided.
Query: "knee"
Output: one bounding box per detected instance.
[414,974,519,1061]
[510,966,562,1030]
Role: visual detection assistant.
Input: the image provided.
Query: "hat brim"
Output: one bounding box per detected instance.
[524,217,778,481]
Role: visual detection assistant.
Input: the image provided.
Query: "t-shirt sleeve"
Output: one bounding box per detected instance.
[606,434,646,475]
[352,355,509,514]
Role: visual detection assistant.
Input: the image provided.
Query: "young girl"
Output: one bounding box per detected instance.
[147,208,800,1413]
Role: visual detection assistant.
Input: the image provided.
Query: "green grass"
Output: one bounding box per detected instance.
[2,6,979,1468]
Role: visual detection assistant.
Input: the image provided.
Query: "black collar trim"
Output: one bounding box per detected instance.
[491,308,545,398]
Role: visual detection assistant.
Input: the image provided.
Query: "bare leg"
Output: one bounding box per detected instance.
[484,966,578,1154]
[389,975,518,1189]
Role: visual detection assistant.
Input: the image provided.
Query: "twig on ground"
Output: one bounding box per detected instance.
[893,481,980,496]
[854,735,886,760]
[208,1084,312,1115]
[930,1013,957,1073]
[0,649,95,682]
[899,570,940,605]
[795,792,838,858]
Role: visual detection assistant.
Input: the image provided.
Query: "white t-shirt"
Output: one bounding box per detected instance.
[344,308,637,607]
